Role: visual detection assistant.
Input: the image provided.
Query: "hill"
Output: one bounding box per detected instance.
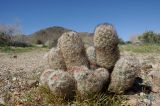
[29,26,93,47]
[29,26,70,47]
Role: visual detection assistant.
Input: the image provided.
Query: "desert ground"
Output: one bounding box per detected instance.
[0,45,160,106]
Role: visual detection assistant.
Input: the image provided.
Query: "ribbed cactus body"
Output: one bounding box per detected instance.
[94,23,119,69]
[74,66,109,96]
[48,70,76,99]
[58,31,89,69]
[108,56,140,94]
[47,47,66,70]
[40,69,55,85]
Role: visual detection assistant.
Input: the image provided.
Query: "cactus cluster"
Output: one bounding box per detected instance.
[40,23,140,99]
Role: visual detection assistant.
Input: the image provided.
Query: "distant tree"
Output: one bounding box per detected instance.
[0,22,22,36]
[0,22,31,47]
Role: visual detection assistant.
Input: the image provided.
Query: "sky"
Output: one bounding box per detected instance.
[0,0,160,41]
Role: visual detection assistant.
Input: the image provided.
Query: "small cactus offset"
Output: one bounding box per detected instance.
[48,70,76,100]
[74,66,109,96]
[86,46,97,69]
[94,23,119,49]
[93,23,120,70]
[40,69,55,86]
[58,31,89,69]
[47,47,66,70]
[108,56,140,94]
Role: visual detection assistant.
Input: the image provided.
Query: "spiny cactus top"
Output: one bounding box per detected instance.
[94,23,119,49]
[58,31,84,53]
[58,31,89,69]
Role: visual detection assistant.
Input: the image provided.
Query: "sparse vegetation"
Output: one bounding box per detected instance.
[120,44,160,53]
[13,85,125,106]
[138,31,160,44]
[0,46,48,53]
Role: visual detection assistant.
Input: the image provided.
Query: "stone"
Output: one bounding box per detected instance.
[27,80,39,88]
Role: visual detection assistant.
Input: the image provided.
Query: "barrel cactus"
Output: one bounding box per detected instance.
[40,69,55,86]
[108,56,140,94]
[58,31,89,69]
[48,70,76,99]
[74,66,109,96]
[94,23,119,70]
[47,47,66,70]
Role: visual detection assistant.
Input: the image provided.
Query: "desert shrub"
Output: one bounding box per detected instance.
[10,41,32,47]
[138,31,160,44]
[0,32,11,46]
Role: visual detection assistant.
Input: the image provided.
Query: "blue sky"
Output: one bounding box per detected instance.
[0,0,160,41]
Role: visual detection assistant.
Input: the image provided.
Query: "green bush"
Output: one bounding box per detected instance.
[138,31,160,44]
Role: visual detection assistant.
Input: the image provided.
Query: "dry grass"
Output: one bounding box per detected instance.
[120,44,160,53]
[5,85,125,106]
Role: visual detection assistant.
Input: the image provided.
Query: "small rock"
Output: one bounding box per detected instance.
[0,96,5,106]
[148,70,160,86]
[152,96,160,106]
[27,80,39,88]
[152,85,159,93]
[12,77,17,81]
[140,92,145,97]
[126,98,139,106]
[143,99,151,105]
